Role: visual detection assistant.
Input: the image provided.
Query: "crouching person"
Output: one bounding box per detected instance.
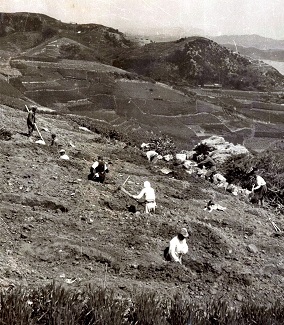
[164,228,190,265]
[89,156,109,183]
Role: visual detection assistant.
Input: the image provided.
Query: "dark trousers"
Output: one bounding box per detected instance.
[27,122,35,136]
[164,247,172,261]
[88,169,106,183]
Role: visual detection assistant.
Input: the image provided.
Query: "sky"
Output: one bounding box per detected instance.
[0,0,284,39]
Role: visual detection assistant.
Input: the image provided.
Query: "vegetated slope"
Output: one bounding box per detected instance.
[113,37,284,91]
[0,12,133,63]
[1,12,283,151]
[4,53,284,151]
[1,12,284,92]
[0,103,284,308]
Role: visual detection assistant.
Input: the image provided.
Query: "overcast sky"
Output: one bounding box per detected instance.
[1,0,283,39]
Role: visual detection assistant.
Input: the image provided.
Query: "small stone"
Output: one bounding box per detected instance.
[236,294,243,301]
[20,233,28,239]
[247,244,258,254]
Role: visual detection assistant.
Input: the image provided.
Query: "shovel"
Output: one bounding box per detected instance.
[115,175,131,193]
[25,105,46,145]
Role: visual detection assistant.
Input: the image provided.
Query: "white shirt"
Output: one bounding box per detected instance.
[169,236,188,263]
[60,154,69,160]
[254,175,266,190]
[92,161,107,171]
[256,175,266,186]
[213,173,226,183]
[134,186,155,202]
[146,150,158,161]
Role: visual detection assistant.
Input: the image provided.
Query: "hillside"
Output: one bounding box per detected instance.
[0,12,284,321]
[0,13,283,155]
[113,37,284,91]
[1,12,284,92]
[0,101,284,313]
[0,12,133,63]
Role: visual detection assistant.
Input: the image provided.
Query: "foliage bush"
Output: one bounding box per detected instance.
[0,283,283,324]
[41,26,58,40]
[220,151,284,211]
[149,135,177,156]
[59,43,81,59]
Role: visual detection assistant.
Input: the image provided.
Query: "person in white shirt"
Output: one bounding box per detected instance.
[164,228,190,265]
[132,181,156,213]
[59,149,69,160]
[251,174,267,206]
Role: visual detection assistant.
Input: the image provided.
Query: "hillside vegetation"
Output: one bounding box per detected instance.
[113,37,284,91]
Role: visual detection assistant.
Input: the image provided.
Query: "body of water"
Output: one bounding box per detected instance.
[262,60,284,76]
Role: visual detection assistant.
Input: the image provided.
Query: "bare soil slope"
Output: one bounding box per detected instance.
[0,104,283,306]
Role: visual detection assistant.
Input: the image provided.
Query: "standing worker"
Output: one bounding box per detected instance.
[132,181,156,214]
[251,173,267,206]
[27,106,37,137]
[164,228,190,265]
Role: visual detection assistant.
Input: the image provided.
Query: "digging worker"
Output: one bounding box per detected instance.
[27,106,37,137]
[132,181,156,213]
[50,133,59,147]
[164,228,190,265]
[89,156,109,183]
[59,149,69,160]
[197,154,217,181]
[251,173,267,206]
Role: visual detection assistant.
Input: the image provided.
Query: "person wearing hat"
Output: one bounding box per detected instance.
[164,228,190,265]
[59,149,69,160]
[132,181,156,213]
[89,156,109,183]
[27,106,37,137]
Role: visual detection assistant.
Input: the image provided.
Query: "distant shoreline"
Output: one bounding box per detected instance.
[262,59,284,76]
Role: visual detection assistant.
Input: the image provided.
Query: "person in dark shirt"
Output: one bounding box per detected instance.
[27,106,37,137]
[197,155,217,181]
[88,156,109,183]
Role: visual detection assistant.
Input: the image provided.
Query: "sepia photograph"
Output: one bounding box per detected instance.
[0,1,283,323]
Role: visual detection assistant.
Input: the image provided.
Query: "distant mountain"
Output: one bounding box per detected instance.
[124,26,206,42]
[1,13,283,91]
[220,44,284,62]
[0,12,133,64]
[211,34,284,51]
[113,36,284,91]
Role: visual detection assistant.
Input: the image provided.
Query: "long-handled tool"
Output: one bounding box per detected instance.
[25,105,46,144]
[115,175,130,193]
[269,218,281,232]
[120,186,134,198]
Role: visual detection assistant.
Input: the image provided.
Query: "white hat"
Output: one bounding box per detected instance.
[180,228,189,237]
[144,181,151,188]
